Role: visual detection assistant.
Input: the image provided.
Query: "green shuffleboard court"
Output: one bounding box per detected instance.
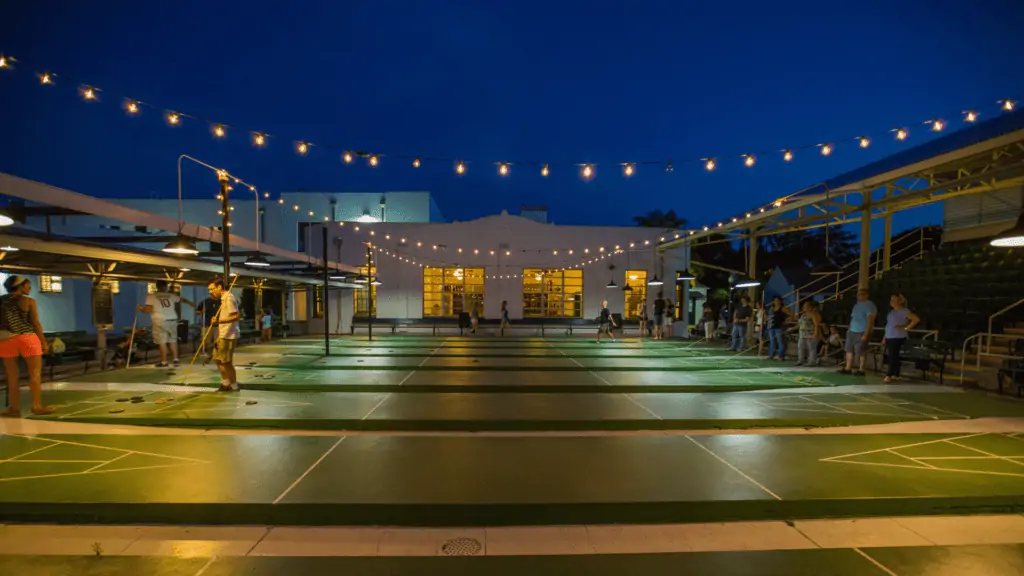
[28,389,1015,431]
[4,545,1024,575]
[1,433,1024,525]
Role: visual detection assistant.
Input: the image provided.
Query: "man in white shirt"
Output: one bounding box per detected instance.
[207,278,241,391]
[137,281,193,368]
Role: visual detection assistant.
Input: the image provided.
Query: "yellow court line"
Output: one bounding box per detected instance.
[4,434,211,464]
[819,433,989,461]
[822,458,1024,479]
[0,462,203,483]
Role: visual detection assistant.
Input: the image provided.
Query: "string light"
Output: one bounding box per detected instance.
[541,164,549,177]
[167,112,180,125]
[456,161,466,175]
[126,100,139,114]
[412,157,421,168]
[623,163,634,177]
[369,155,379,167]
[965,110,977,122]
[499,163,509,176]
[820,144,832,156]
[859,137,870,148]
[895,128,908,141]
[40,73,52,85]
[783,150,793,162]
[774,200,783,208]
[0,56,7,68]
[82,87,96,100]
[343,151,354,164]
[213,125,226,138]
[932,120,944,132]
[743,155,755,167]
[704,159,716,171]
[278,198,284,204]
[263,192,270,198]
[581,164,593,179]
[296,142,308,155]
[253,133,266,147]
[1004,100,1016,111]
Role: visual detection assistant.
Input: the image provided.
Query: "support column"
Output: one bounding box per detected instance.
[882,185,893,274]
[859,196,872,289]
[218,172,231,284]
[747,227,759,301]
[322,225,330,355]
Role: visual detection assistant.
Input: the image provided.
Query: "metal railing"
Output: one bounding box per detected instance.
[959,332,1024,386]
[987,297,1024,353]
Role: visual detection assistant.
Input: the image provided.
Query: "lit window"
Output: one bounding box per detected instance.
[625,270,647,319]
[423,267,484,317]
[313,287,324,319]
[354,266,377,317]
[40,275,63,293]
[522,268,583,318]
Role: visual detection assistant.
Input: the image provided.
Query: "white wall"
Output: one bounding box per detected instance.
[306,212,692,330]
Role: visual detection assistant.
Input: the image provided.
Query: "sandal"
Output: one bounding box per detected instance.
[837,368,852,375]
[31,406,56,416]
[1,409,21,418]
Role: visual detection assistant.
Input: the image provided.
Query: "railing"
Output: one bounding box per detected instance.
[959,332,1024,386]
[987,297,1024,353]
[833,325,939,341]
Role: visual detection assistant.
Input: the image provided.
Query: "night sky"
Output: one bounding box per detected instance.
[2,1,1023,233]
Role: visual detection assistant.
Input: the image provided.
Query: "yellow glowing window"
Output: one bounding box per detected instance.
[423,267,484,317]
[624,270,647,319]
[522,268,583,318]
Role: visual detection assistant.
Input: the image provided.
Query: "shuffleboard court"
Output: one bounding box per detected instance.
[2,433,1023,525]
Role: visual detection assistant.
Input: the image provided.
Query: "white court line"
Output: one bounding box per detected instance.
[819,433,988,461]
[273,436,347,504]
[194,556,218,576]
[359,395,392,421]
[822,458,1024,479]
[58,391,159,419]
[0,463,204,483]
[888,449,937,469]
[946,439,1024,469]
[4,433,209,463]
[855,548,900,576]
[151,393,207,414]
[916,455,1024,460]
[551,342,663,419]
[685,435,782,500]
[842,393,940,420]
[84,452,130,472]
[0,440,58,462]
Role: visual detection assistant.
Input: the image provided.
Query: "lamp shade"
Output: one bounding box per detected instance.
[162,235,199,255]
[648,275,664,286]
[677,269,696,281]
[0,213,14,227]
[991,213,1024,247]
[733,277,761,288]
[354,274,368,284]
[244,254,270,267]
[606,279,617,289]
[370,278,383,286]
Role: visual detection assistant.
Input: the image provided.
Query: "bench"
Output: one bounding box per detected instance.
[873,339,952,383]
[351,316,642,337]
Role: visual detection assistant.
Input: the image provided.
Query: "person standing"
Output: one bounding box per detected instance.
[207,279,240,392]
[794,300,822,367]
[597,300,617,343]
[882,293,920,383]
[138,281,193,368]
[766,296,793,361]
[753,301,766,356]
[652,293,665,340]
[195,295,219,356]
[259,307,274,342]
[701,304,715,341]
[469,302,480,335]
[0,276,54,417]
[500,301,511,337]
[840,288,877,376]
[637,301,648,339]
[730,296,753,352]
[664,299,675,339]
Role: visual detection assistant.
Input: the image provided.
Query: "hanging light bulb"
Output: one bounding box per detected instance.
[369,155,379,167]
[498,163,509,176]
[0,55,7,68]
[774,200,783,208]
[82,87,96,100]
[705,159,716,171]
[456,161,466,175]
[965,110,977,122]
[623,163,635,177]
[821,144,833,156]
[665,161,674,173]
[541,164,549,177]
[296,142,308,155]
[40,73,52,84]
[343,151,354,164]
[895,128,908,141]
[126,100,139,114]
[167,112,180,125]
[278,198,284,204]
[581,164,594,179]
[859,137,871,148]
[213,125,226,138]
[932,120,944,132]
[263,192,270,198]
[744,155,756,167]
[1004,100,1016,112]
[253,133,266,147]
[412,157,421,168]
[783,150,793,162]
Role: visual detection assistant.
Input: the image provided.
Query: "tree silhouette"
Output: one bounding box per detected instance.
[633,209,687,229]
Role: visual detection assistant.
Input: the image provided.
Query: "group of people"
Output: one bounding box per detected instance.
[707,288,920,382]
[637,292,677,340]
[1,276,251,418]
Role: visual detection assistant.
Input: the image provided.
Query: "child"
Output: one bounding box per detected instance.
[259,307,274,342]
[794,301,822,367]
[597,300,617,343]
[820,324,844,364]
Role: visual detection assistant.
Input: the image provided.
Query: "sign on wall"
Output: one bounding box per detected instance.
[92,283,114,330]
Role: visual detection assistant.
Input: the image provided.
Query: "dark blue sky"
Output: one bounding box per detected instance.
[2,0,1023,231]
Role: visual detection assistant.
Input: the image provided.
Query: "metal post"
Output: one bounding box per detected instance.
[366,244,373,342]
[747,228,758,302]
[322,225,330,355]
[218,172,231,284]
[882,185,893,274]
[859,197,872,289]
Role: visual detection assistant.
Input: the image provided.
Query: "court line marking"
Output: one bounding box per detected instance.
[916,455,1024,460]
[820,433,988,461]
[85,453,130,472]
[273,436,347,504]
[888,450,936,469]
[843,394,940,419]
[2,460,107,463]
[194,556,218,576]
[57,391,160,419]
[0,463,204,483]
[855,548,900,576]
[551,342,666,419]
[152,393,206,413]
[359,395,392,421]
[821,458,1024,479]
[4,434,210,464]
[946,440,1024,469]
[0,440,58,462]
[684,435,782,500]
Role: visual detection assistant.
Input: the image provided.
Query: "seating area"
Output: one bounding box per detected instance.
[351,315,644,337]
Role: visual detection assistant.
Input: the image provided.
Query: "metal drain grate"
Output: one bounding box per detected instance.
[440,537,482,556]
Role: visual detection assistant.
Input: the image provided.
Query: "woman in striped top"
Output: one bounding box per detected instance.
[1,275,54,416]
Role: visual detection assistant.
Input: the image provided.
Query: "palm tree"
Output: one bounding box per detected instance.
[633,209,687,229]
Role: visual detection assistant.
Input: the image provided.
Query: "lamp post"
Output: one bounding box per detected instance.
[366,243,374,342]
[218,171,231,284]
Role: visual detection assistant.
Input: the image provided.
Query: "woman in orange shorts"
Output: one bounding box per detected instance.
[1,275,54,416]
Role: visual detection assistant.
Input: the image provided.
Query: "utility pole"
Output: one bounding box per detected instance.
[218,171,231,284]
[322,225,331,355]
[365,243,374,342]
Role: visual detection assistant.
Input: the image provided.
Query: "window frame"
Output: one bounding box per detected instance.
[40,275,63,294]
[624,270,647,319]
[522,268,583,318]
[423,266,484,317]
[353,266,377,317]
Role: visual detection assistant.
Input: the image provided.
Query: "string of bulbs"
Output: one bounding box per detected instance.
[370,243,630,279]
[1,52,1016,182]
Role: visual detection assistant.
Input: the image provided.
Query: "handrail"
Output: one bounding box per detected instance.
[987,297,1024,353]
[960,331,1024,387]
[832,325,939,341]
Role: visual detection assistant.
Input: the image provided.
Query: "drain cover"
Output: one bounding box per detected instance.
[440,537,482,556]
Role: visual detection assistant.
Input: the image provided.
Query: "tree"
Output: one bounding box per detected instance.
[633,209,687,229]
